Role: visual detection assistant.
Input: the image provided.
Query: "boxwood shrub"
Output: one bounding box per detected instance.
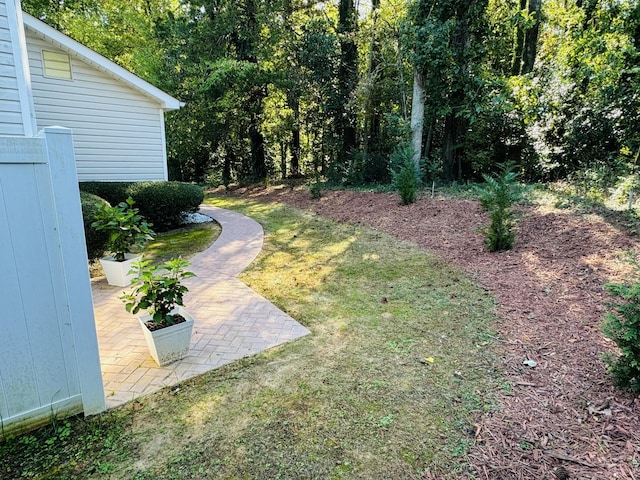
[79,181,132,206]
[80,181,204,232]
[80,191,110,262]
[125,181,204,232]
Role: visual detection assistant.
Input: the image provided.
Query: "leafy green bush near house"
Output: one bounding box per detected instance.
[80,191,110,262]
[126,181,204,231]
[80,181,204,232]
[79,182,133,206]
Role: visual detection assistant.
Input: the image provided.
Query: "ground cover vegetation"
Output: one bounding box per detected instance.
[230,183,640,478]
[20,0,640,195]
[0,196,500,478]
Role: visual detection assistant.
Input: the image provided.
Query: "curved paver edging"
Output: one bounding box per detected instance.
[93,206,310,409]
[192,206,264,277]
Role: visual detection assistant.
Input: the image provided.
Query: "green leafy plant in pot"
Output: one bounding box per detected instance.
[92,197,155,286]
[120,258,196,366]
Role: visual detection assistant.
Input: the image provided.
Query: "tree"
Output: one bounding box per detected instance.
[408,0,490,181]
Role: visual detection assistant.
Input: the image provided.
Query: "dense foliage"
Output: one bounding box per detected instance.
[126,181,204,231]
[603,262,640,391]
[476,163,521,251]
[92,197,155,262]
[121,257,195,325]
[80,191,110,262]
[390,144,421,205]
[22,0,640,190]
[80,181,204,232]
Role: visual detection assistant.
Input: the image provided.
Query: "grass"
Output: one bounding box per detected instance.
[1,195,500,479]
[90,221,220,277]
[144,221,221,262]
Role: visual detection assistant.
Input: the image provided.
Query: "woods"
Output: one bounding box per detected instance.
[21,0,640,189]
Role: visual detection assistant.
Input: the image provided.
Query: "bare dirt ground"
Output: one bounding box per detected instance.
[224,184,640,480]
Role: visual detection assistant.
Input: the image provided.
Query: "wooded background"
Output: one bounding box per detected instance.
[22,0,640,190]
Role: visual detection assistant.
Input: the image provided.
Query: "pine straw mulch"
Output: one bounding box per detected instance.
[221,184,640,479]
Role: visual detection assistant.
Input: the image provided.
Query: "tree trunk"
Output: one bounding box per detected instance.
[280,141,288,179]
[521,0,541,74]
[288,92,301,176]
[511,0,527,75]
[424,120,434,160]
[249,115,267,180]
[410,67,425,168]
[363,0,381,156]
[337,0,358,166]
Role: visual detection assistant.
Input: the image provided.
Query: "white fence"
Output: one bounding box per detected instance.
[0,127,105,437]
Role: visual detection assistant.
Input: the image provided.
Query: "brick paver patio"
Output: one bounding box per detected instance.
[92,206,311,409]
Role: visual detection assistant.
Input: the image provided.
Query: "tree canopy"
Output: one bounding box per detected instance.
[21,0,640,188]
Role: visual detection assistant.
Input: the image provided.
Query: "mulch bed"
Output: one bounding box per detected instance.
[222,184,640,479]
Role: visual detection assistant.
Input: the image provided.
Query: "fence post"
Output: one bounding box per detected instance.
[42,126,106,415]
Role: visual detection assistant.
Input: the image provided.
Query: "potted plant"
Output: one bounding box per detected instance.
[120,257,196,366]
[92,197,155,286]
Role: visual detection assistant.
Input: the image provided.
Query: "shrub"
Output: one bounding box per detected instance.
[309,172,323,199]
[126,181,204,232]
[389,145,421,205]
[121,257,195,326]
[80,192,110,262]
[475,163,521,252]
[602,260,640,391]
[92,197,155,261]
[79,182,132,206]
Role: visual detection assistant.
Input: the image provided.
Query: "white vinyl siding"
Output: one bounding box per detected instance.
[25,33,167,181]
[0,1,26,135]
[42,50,71,79]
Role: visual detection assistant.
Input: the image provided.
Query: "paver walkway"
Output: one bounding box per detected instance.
[92,206,311,409]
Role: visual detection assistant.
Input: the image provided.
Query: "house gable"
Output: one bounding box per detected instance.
[22,13,182,182]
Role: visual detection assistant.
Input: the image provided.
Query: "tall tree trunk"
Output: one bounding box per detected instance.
[280,141,288,179]
[337,0,358,166]
[232,0,267,181]
[424,120,434,160]
[288,92,301,177]
[223,146,234,187]
[511,0,527,75]
[410,67,426,168]
[249,109,267,180]
[363,0,381,157]
[521,0,541,74]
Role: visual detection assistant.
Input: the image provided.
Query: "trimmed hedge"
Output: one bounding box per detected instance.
[79,182,132,206]
[80,181,204,232]
[126,181,204,231]
[80,191,110,262]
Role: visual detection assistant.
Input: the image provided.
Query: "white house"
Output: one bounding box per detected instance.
[4,9,183,181]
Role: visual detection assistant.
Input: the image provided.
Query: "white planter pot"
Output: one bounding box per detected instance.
[138,306,194,366]
[99,253,140,287]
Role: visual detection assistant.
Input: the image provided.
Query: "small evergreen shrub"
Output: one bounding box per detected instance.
[79,182,132,206]
[309,172,323,199]
[475,163,521,252]
[602,260,640,391]
[390,145,421,205]
[80,192,110,262]
[126,181,204,232]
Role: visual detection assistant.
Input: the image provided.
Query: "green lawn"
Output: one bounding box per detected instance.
[1,195,500,479]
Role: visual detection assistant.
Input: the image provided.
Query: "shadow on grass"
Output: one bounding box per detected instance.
[0,196,502,480]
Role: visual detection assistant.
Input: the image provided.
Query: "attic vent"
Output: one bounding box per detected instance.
[42,50,72,80]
